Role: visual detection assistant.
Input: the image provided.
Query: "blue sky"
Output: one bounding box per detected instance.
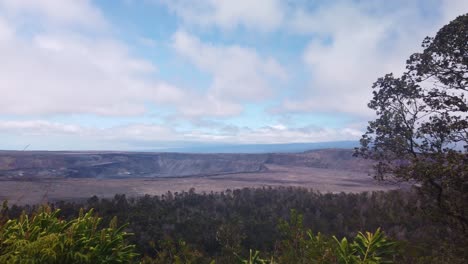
[0,0,466,150]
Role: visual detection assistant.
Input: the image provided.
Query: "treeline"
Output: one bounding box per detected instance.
[2,187,467,263]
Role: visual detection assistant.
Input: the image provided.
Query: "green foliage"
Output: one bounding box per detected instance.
[5,187,467,263]
[236,249,273,264]
[276,209,336,263]
[141,237,205,264]
[333,228,397,264]
[276,209,308,263]
[243,228,396,264]
[0,206,138,264]
[334,237,354,264]
[0,201,8,225]
[352,229,396,263]
[356,13,468,233]
[275,210,397,264]
[216,222,246,263]
[305,231,336,263]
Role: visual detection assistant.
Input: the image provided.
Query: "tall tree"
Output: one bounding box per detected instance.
[356,14,468,233]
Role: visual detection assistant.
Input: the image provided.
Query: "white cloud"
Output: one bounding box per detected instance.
[279,0,466,115]
[160,0,467,117]
[0,0,106,28]
[441,0,468,24]
[0,1,246,119]
[0,120,82,135]
[0,17,13,41]
[237,125,362,144]
[161,0,284,32]
[172,30,287,102]
[0,120,362,148]
[178,95,242,117]
[0,31,174,116]
[1,0,466,149]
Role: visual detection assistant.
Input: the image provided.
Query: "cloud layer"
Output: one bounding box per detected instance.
[162,0,284,32]
[0,0,466,149]
[172,30,287,101]
[0,119,362,150]
[282,0,468,115]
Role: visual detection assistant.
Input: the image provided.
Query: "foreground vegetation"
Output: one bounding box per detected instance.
[0,205,137,263]
[1,187,467,263]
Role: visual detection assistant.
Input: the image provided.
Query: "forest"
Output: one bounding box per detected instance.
[1,187,467,263]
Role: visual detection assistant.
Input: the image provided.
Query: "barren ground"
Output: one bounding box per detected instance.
[0,164,398,205]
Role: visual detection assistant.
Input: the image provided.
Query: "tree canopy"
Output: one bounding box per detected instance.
[356,14,468,233]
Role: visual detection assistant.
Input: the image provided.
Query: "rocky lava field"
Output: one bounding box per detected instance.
[0,149,399,204]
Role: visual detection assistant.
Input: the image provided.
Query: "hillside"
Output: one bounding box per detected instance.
[0,149,371,179]
[0,149,394,205]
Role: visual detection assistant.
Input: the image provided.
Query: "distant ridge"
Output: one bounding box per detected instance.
[0,148,369,180]
[155,140,359,154]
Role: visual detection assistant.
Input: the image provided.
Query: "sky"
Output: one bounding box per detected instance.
[0,0,466,150]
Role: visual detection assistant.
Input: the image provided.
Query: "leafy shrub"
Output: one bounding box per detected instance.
[236,249,273,264]
[334,228,396,264]
[267,210,397,263]
[141,238,207,264]
[0,206,138,264]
